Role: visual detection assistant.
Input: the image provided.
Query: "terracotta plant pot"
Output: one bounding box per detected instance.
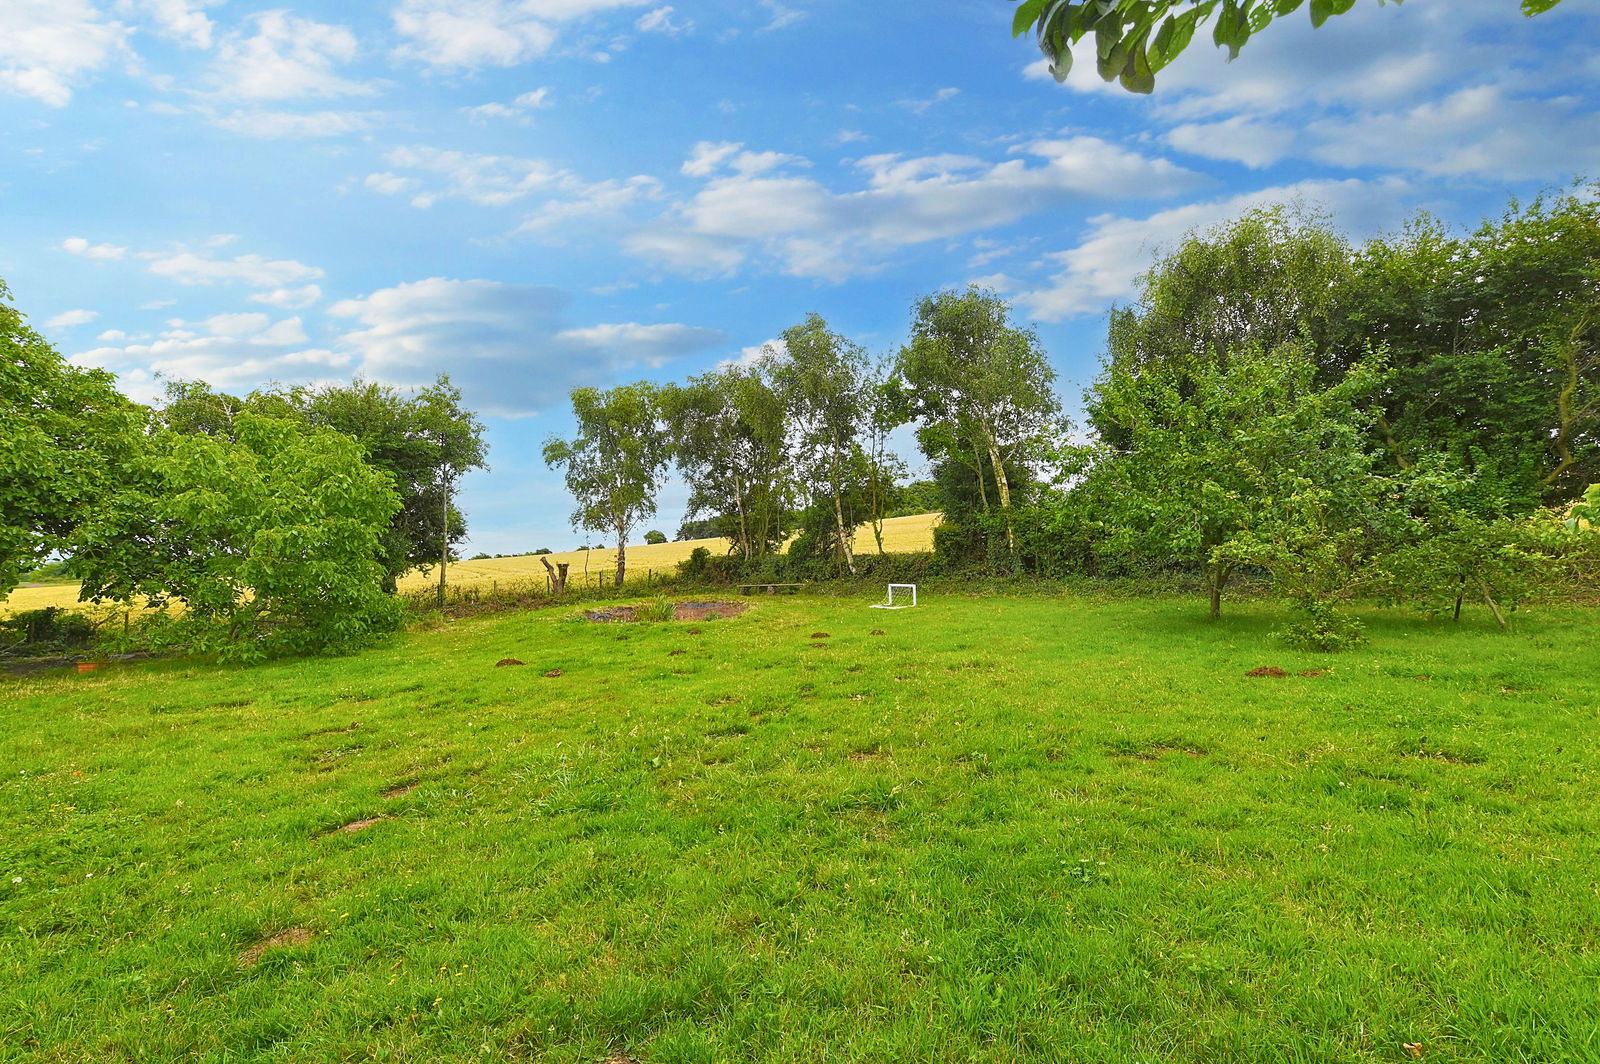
[76,662,101,674]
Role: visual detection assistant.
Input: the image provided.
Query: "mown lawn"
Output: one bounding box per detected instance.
[2,593,1598,1063]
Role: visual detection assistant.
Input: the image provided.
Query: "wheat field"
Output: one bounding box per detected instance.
[0,513,942,615]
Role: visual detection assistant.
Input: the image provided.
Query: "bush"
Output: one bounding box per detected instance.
[0,607,96,656]
[1279,600,1365,653]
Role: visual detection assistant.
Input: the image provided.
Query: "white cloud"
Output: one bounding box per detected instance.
[143,249,325,287]
[630,136,1204,280]
[246,286,321,310]
[636,6,691,36]
[513,175,664,236]
[392,0,651,71]
[0,1,130,107]
[1165,116,1296,169]
[328,277,725,415]
[757,0,804,33]
[374,145,566,207]
[1011,176,1415,321]
[73,327,350,405]
[461,86,551,122]
[900,87,959,114]
[61,236,128,260]
[718,337,784,370]
[370,145,662,232]
[45,308,99,328]
[97,329,129,341]
[207,11,374,101]
[208,109,383,138]
[128,0,218,49]
[366,172,420,196]
[1307,84,1600,181]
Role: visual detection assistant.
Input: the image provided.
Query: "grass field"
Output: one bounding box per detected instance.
[4,592,1598,1062]
[0,513,943,615]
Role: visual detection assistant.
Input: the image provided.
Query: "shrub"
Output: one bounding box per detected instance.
[0,607,96,656]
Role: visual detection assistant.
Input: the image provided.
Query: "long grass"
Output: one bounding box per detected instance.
[3,592,1598,1061]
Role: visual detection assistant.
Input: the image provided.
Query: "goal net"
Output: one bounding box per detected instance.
[870,583,917,609]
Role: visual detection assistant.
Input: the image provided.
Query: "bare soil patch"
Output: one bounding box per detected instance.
[495,658,525,667]
[1298,669,1327,677]
[1246,666,1289,678]
[870,629,886,636]
[584,602,747,623]
[381,782,417,799]
[544,668,565,678]
[318,816,386,838]
[810,632,830,639]
[239,926,313,966]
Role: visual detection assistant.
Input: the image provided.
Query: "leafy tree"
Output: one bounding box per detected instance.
[0,281,145,598]
[1341,189,1600,507]
[898,287,1061,554]
[157,375,489,595]
[775,314,872,574]
[1098,205,1354,397]
[889,480,943,519]
[73,413,402,661]
[1088,340,1384,619]
[1013,0,1564,94]
[663,361,795,560]
[543,383,672,587]
[644,529,667,544]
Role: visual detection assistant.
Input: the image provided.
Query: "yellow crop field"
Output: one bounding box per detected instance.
[0,513,943,614]
[394,511,942,594]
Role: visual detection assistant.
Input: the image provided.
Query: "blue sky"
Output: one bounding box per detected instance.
[3,0,1597,553]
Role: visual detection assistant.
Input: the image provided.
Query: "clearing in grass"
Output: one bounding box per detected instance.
[3,594,1598,1062]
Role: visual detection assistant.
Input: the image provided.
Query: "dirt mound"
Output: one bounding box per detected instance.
[584,602,746,623]
[239,926,313,966]
[810,632,830,639]
[495,658,525,667]
[1298,669,1327,677]
[544,668,565,678]
[1246,666,1288,678]
[870,629,886,636]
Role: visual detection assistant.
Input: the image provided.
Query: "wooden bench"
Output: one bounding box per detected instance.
[737,582,804,595]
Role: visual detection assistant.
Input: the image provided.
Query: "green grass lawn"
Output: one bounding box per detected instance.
[3,593,1599,1063]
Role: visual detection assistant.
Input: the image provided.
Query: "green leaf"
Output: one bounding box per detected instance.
[1012,0,1049,39]
[1522,0,1563,12]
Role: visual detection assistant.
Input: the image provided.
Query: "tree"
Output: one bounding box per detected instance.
[644,530,667,544]
[663,361,795,560]
[776,314,871,574]
[156,375,489,595]
[898,287,1061,554]
[1341,189,1600,508]
[409,378,489,608]
[543,384,672,588]
[0,281,145,598]
[1013,0,1564,95]
[1097,205,1354,397]
[1088,340,1383,619]
[73,413,402,661]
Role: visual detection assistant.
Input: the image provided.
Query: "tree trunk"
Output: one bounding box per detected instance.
[1206,560,1234,620]
[830,445,855,576]
[832,480,856,575]
[435,474,450,611]
[984,433,1015,553]
[615,524,627,588]
[540,556,568,595]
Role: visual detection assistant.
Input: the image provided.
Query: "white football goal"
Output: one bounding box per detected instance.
[870,583,917,609]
